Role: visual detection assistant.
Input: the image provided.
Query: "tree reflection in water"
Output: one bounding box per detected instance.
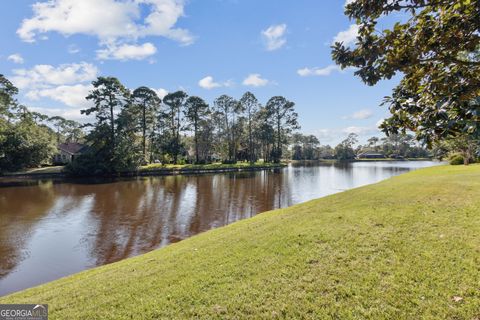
[0,161,438,295]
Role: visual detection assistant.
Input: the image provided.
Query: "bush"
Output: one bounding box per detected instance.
[65,153,111,176]
[0,119,57,173]
[449,154,464,165]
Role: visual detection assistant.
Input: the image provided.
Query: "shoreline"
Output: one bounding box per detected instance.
[0,159,435,184]
[0,163,287,184]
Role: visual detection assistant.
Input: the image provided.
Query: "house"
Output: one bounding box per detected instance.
[53,142,88,164]
[357,151,386,159]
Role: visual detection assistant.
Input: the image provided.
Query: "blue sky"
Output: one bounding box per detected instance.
[0,0,399,145]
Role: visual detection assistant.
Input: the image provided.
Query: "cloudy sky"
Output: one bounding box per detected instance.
[0,0,399,145]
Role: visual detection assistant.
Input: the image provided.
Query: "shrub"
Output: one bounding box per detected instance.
[449,154,464,165]
[65,153,111,176]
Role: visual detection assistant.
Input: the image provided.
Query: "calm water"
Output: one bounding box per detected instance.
[0,161,439,296]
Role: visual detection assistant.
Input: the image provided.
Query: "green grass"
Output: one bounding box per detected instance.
[2,162,283,177]
[2,165,480,319]
[354,158,433,162]
[140,161,285,171]
[2,166,65,176]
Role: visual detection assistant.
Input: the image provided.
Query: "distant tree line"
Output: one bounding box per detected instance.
[291,132,431,161]
[1,71,476,174]
[0,74,84,173]
[67,76,300,175]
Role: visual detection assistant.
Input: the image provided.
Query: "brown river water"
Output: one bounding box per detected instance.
[0,161,439,296]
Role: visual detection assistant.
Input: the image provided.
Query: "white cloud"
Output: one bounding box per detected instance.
[96,42,157,60]
[332,24,359,46]
[198,76,233,90]
[344,0,356,6]
[342,126,378,136]
[11,62,98,89]
[313,125,381,144]
[154,88,168,99]
[26,84,93,108]
[17,0,194,60]
[242,74,270,87]
[198,76,221,90]
[7,54,24,64]
[297,65,341,77]
[29,106,91,121]
[343,109,374,120]
[261,24,287,51]
[11,62,97,113]
[313,129,336,144]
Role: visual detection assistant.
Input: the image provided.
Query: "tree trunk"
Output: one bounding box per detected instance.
[194,117,199,163]
[232,115,237,163]
[142,102,147,163]
[171,106,177,164]
[224,113,231,162]
[109,96,115,154]
[176,107,181,164]
[463,150,470,165]
[248,112,253,164]
[276,114,281,163]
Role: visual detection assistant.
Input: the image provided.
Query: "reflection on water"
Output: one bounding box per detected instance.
[0,161,438,295]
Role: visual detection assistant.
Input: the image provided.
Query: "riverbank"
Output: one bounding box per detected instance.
[1,159,433,179]
[290,158,433,164]
[0,162,286,180]
[2,165,479,319]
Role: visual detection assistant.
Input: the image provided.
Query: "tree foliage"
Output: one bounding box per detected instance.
[334,133,358,160]
[1,72,304,174]
[184,96,209,163]
[83,77,131,152]
[72,76,142,175]
[240,92,261,163]
[332,0,480,145]
[214,95,239,163]
[132,87,161,162]
[265,96,300,163]
[162,91,188,164]
[0,75,57,172]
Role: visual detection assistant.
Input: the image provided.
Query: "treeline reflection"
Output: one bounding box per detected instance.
[0,161,434,295]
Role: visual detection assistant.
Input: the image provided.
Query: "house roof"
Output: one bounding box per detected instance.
[58,143,88,155]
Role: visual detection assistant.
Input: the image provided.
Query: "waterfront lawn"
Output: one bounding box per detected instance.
[1,165,480,319]
[140,161,285,171]
[2,165,64,176]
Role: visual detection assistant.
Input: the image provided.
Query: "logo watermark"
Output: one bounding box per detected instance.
[0,304,48,320]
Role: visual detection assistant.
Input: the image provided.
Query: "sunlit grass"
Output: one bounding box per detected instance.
[2,165,480,319]
[140,161,285,171]
[3,166,64,175]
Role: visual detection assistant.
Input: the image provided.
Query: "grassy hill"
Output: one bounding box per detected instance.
[1,165,479,319]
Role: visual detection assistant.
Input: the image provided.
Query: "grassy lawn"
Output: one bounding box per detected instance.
[140,161,285,171]
[354,158,433,162]
[1,162,284,177]
[2,166,65,176]
[1,165,479,319]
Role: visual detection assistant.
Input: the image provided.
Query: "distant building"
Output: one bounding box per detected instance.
[357,151,386,159]
[390,154,405,159]
[53,143,88,164]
